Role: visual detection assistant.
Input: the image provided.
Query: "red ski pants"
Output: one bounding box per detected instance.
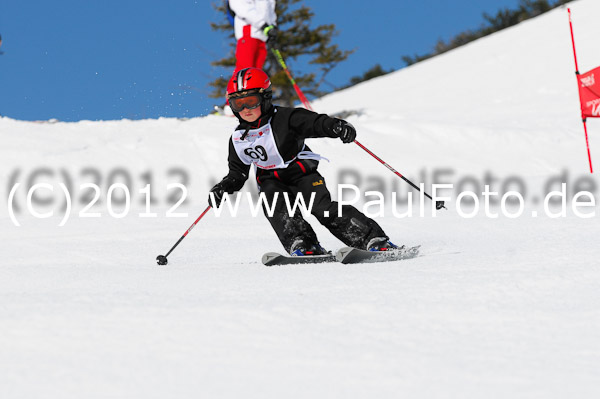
[235,26,267,71]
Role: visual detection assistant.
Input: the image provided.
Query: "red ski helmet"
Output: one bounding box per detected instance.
[227,68,273,115]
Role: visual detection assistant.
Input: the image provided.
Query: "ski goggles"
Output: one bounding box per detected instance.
[229,93,262,113]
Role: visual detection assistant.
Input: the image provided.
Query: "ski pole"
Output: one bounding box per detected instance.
[156,205,212,265]
[353,140,447,210]
[269,48,445,208]
[271,47,313,111]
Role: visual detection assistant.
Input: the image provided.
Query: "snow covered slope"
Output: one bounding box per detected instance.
[1,1,599,398]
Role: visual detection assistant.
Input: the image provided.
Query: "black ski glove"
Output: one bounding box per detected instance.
[208,183,226,208]
[332,119,357,143]
[208,175,243,208]
[262,24,278,45]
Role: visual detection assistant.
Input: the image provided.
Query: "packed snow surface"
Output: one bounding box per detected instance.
[1,1,599,397]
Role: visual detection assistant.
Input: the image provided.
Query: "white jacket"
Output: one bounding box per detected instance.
[229,0,277,42]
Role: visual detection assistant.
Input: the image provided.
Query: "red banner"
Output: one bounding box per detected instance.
[578,66,600,118]
[569,8,594,172]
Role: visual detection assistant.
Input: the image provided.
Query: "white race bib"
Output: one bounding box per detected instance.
[231,122,287,170]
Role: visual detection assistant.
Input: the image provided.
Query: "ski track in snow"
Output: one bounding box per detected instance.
[2,1,600,397]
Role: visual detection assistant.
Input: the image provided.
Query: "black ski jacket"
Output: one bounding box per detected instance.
[221,105,339,191]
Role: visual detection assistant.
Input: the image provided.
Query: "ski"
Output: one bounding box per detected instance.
[262,252,337,266]
[262,245,420,266]
[336,245,421,264]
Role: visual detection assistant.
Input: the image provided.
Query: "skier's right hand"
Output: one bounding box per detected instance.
[208,174,246,208]
[332,119,357,143]
[208,183,226,208]
[262,24,278,45]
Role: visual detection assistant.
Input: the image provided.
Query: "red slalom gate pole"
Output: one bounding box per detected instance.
[568,8,580,72]
[156,205,212,265]
[353,140,446,210]
[582,120,594,173]
[568,8,593,173]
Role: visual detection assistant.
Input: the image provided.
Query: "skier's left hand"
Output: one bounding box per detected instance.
[332,119,357,143]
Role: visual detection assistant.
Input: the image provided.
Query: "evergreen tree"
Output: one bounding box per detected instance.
[346,64,392,87]
[209,0,353,106]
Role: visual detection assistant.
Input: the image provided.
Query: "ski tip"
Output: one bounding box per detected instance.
[262,252,282,266]
[335,247,354,262]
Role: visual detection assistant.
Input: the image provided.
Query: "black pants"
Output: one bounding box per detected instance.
[257,161,387,253]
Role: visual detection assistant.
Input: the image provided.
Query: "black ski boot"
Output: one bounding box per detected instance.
[366,237,399,252]
[290,239,329,256]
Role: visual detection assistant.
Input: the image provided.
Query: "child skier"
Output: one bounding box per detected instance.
[209,67,398,256]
